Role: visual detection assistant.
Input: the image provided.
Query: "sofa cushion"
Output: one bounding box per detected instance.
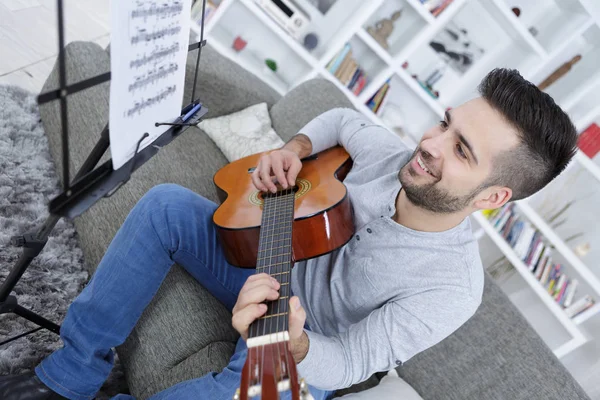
[396,272,590,400]
[198,102,284,162]
[269,78,354,142]
[119,265,239,399]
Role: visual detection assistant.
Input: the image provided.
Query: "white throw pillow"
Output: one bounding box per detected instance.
[197,102,285,162]
[336,370,423,400]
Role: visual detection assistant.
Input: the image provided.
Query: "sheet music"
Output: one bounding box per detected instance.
[109,0,192,170]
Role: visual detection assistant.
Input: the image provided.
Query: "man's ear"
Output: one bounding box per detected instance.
[473,186,512,210]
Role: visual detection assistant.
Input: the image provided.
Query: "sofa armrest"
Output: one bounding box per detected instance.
[269,78,354,142]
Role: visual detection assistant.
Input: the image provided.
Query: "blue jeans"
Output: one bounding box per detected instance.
[35,184,334,400]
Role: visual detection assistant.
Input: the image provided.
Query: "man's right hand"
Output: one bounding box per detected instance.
[251,149,302,193]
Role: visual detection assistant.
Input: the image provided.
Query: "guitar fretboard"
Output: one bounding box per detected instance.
[248,188,295,338]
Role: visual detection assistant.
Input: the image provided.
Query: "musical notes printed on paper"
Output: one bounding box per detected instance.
[109,0,192,170]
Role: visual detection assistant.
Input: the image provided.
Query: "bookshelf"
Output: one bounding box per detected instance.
[194,0,600,381]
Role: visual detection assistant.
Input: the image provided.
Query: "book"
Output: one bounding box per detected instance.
[565,295,595,318]
[507,220,524,247]
[334,54,353,79]
[539,262,554,287]
[526,235,544,270]
[347,68,362,90]
[328,44,351,75]
[502,216,517,239]
[431,0,454,16]
[563,279,579,308]
[341,61,359,86]
[535,254,552,282]
[515,223,536,259]
[494,207,513,232]
[352,75,367,95]
[553,274,567,299]
[578,123,600,159]
[534,246,552,278]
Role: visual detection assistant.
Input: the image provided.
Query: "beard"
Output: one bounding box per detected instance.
[398,149,484,214]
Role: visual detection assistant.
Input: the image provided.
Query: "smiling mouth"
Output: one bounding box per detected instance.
[416,154,436,178]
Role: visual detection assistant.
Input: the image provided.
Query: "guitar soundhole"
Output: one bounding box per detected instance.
[261,185,299,199]
[249,179,311,206]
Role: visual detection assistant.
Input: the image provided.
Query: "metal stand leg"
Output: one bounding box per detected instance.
[0,127,109,346]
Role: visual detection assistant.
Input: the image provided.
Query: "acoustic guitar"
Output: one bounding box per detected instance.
[212,146,355,400]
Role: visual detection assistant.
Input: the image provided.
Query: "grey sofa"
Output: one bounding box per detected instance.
[37,41,590,400]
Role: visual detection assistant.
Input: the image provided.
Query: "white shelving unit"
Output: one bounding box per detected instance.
[194,0,600,385]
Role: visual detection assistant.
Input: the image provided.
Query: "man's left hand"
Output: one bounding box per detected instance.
[288,296,309,363]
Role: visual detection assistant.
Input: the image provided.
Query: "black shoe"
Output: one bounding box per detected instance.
[0,371,68,400]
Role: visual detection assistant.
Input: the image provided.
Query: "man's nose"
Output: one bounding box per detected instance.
[420,137,443,159]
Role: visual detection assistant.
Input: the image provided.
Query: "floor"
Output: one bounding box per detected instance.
[1,1,599,398]
[0,0,110,93]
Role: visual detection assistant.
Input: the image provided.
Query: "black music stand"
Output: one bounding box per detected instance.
[0,0,210,346]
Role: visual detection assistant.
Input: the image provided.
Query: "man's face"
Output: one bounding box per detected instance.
[399,97,519,214]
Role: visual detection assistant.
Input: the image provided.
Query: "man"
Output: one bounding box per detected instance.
[0,68,577,399]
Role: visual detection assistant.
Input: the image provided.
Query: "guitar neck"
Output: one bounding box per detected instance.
[249,188,296,340]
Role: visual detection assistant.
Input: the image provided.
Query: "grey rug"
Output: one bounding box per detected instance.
[0,85,127,399]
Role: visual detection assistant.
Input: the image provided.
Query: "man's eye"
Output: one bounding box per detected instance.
[439,120,448,129]
[456,144,467,159]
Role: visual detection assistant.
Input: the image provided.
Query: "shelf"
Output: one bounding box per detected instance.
[575,105,600,134]
[517,200,600,299]
[361,0,430,59]
[194,0,232,34]
[206,0,313,95]
[356,28,394,66]
[573,303,600,325]
[238,0,318,67]
[405,0,436,24]
[324,35,387,96]
[574,150,600,184]
[401,0,546,109]
[395,66,445,118]
[494,0,592,55]
[473,211,588,357]
[489,0,548,59]
[363,74,435,146]
[313,0,386,64]
[317,72,417,151]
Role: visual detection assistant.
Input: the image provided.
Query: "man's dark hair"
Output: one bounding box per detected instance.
[478,68,578,201]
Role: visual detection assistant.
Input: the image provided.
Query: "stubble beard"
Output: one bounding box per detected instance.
[398,151,482,214]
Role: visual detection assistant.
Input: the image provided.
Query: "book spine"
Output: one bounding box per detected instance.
[534,246,551,278]
[353,75,367,95]
[526,236,544,270]
[563,279,579,308]
[553,274,567,299]
[328,44,351,74]
[540,262,553,287]
[565,295,594,318]
[334,54,353,79]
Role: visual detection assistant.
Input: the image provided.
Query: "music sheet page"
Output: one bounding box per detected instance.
[109,0,192,170]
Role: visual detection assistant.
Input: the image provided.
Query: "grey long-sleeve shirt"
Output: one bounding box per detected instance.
[291,108,484,390]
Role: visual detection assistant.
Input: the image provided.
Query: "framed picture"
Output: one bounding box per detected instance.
[428,22,485,75]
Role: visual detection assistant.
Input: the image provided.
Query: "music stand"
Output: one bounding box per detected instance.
[0,0,210,346]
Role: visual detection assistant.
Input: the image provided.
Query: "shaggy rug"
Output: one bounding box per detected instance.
[0,85,127,398]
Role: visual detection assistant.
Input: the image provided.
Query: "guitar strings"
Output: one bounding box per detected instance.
[273,188,282,394]
[276,188,291,392]
[261,187,279,393]
[281,187,293,393]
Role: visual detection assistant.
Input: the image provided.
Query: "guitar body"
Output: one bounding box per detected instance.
[213,146,354,267]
